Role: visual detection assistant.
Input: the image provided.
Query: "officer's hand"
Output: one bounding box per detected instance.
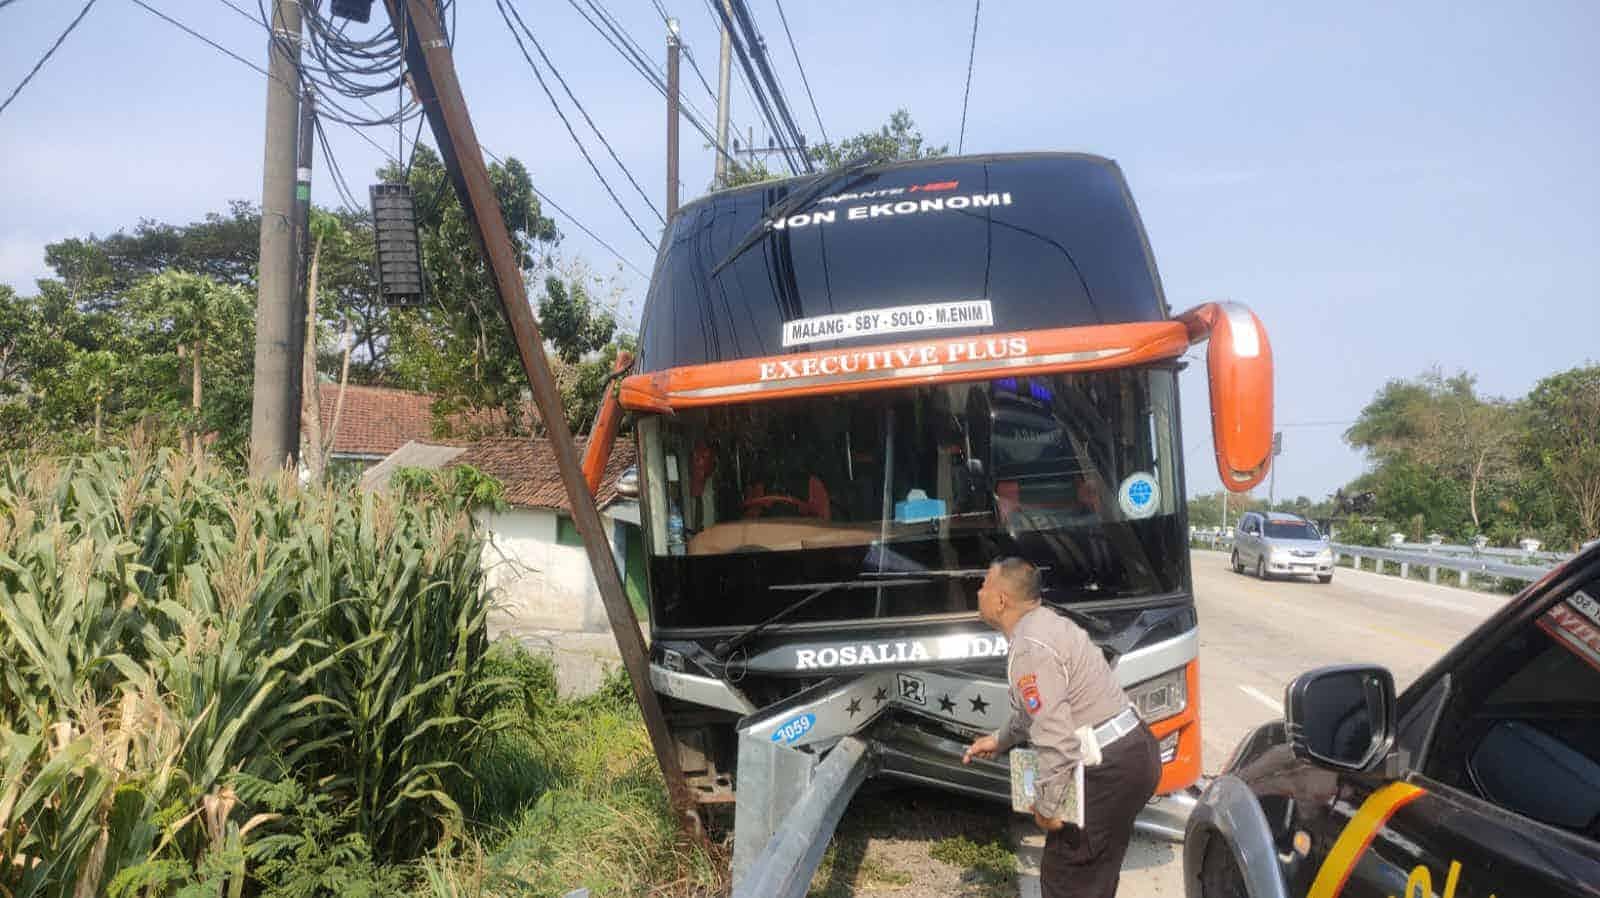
[1031,808,1066,832]
[962,734,1000,764]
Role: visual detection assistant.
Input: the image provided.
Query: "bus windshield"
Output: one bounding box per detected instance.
[639,368,1185,630]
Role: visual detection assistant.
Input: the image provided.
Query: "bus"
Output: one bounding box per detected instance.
[586,152,1273,857]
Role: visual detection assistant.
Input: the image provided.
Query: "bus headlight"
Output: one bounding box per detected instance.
[1127,668,1188,722]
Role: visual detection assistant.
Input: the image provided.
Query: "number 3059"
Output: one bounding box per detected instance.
[772,713,815,744]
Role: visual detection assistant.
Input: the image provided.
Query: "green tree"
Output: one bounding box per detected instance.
[538,272,617,365]
[126,270,255,462]
[722,109,948,188]
[1345,368,1518,535]
[808,109,948,169]
[1523,365,1600,541]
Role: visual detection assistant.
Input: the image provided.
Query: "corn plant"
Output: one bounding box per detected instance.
[0,447,495,895]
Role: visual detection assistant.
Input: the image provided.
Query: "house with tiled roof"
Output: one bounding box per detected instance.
[308,384,467,472]
[365,432,644,695]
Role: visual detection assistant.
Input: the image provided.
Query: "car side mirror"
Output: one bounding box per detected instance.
[615,466,640,499]
[1178,302,1274,492]
[1286,665,1396,772]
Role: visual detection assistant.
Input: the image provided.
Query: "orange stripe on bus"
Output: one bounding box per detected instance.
[619,321,1190,411]
[1306,782,1426,898]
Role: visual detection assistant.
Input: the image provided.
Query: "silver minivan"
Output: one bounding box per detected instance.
[1231,511,1334,583]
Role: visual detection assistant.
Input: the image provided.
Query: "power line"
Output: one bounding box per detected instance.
[560,0,740,172]
[136,0,276,80]
[500,0,664,225]
[710,0,800,173]
[958,0,981,154]
[0,0,99,119]
[482,147,652,280]
[726,0,812,172]
[313,117,365,213]
[141,0,647,281]
[701,0,764,141]
[646,0,738,126]
[135,0,407,176]
[494,0,659,248]
[772,0,828,147]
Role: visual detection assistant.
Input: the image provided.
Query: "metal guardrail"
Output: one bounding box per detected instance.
[731,736,874,898]
[1190,528,1574,585]
[1190,531,1561,587]
[1386,541,1573,565]
[1330,543,1553,587]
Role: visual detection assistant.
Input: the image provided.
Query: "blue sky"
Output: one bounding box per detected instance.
[2,0,1596,501]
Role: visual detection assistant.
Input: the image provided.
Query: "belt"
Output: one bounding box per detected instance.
[1092,706,1142,748]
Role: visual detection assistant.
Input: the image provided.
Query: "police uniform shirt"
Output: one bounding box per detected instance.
[992,605,1130,819]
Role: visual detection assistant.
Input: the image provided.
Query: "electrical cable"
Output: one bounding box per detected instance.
[0,0,99,119]
[560,0,741,169]
[145,0,651,287]
[482,147,653,279]
[709,0,799,173]
[313,116,365,213]
[134,0,404,176]
[500,0,664,225]
[958,0,981,154]
[730,0,810,170]
[772,0,828,147]
[704,0,764,143]
[494,0,659,247]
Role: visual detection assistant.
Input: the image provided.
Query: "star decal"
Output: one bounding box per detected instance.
[938,694,957,713]
[845,697,862,717]
[969,694,990,715]
[873,686,889,705]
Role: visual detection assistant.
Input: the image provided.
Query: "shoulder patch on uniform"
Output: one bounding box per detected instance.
[1018,673,1042,715]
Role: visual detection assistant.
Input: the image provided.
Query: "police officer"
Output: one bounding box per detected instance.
[962,557,1161,898]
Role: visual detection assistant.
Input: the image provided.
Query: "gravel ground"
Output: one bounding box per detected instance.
[806,785,1018,898]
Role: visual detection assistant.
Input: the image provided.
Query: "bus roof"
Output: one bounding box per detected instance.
[637,152,1171,374]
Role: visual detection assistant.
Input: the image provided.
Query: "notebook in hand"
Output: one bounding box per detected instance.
[1008,748,1085,827]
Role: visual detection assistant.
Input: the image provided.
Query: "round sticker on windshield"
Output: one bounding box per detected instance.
[1118,473,1160,519]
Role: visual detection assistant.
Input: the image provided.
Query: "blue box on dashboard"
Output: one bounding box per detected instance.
[894,491,946,523]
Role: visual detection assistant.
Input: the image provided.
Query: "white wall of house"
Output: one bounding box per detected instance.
[473,505,624,636]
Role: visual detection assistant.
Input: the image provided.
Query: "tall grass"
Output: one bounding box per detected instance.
[0,446,494,896]
[433,649,727,898]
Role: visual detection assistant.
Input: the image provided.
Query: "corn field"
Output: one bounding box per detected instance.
[0,446,495,896]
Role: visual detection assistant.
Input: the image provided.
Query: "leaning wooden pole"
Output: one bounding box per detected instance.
[381,0,699,835]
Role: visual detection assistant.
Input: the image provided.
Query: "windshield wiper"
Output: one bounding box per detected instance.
[712,575,915,660]
[710,152,886,278]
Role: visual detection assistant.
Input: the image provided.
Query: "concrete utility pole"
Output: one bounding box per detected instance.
[287,88,316,464]
[666,19,681,218]
[381,0,702,837]
[713,1,733,185]
[249,0,305,476]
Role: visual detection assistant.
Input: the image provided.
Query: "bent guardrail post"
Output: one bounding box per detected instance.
[731,729,821,881]
[732,736,875,898]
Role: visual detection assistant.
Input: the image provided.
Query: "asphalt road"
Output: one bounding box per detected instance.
[1016,549,1513,898]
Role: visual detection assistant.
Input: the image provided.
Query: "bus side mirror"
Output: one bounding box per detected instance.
[1179,302,1273,492]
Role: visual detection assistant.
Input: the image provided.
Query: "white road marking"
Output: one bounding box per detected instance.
[1238,684,1283,714]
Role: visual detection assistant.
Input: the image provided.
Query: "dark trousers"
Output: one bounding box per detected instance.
[1040,721,1162,898]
